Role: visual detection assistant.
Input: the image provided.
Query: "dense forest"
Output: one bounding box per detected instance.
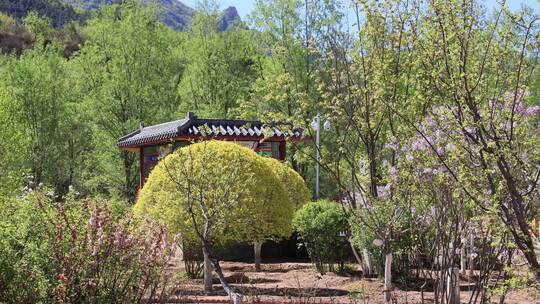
[0,0,322,201]
[2,0,540,302]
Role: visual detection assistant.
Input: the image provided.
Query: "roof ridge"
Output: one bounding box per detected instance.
[143,118,187,129]
[117,129,141,141]
[194,117,260,124]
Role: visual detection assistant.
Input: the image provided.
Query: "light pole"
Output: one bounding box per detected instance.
[311,113,330,199]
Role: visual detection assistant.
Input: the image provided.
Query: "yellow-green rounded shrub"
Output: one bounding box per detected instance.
[260,157,311,210]
[134,140,291,244]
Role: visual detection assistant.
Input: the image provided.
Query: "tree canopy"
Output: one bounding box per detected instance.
[134,140,289,245]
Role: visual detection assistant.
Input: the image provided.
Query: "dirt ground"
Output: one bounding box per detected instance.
[168,259,540,304]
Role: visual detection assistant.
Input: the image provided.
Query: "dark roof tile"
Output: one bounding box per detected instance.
[117,112,305,148]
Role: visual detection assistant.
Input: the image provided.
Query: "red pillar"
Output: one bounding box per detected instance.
[279,141,286,161]
[139,147,144,190]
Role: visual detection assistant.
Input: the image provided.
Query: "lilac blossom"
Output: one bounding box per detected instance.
[388,166,398,177]
[525,105,540,118]
[411,139,427,151]
[386,136,399,151]
[446,143,456,151]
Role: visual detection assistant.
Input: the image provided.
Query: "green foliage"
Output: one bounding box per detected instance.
[261,156,310,209]
[23,11,54,42]
[134,140,290,248]
[0,0,85,28]
[0,43,92,195]
[0,12,27,34]
[292,200,349,274]
[72,0,184,198]
[178,9,261,118]
[347,282,369,302]
[0,189,174,303]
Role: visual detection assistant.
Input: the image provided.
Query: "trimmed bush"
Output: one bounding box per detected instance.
[134,140,290,246]
[260,157,310,210]
[134,140,291,281]
[292,199,349,274]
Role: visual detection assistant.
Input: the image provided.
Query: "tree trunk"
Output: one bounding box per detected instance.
[367,143,379,198]
[460,245,466,274]
[350,243,364,271]
[203,246,213,292]
[446,267,460,304]
[200,240,242,303]
[468,233,474,276]
[254,241,262,272]
[362,248,373,277]
[384,252,392,303]
[210,251,243,304]
[496,158,540,278]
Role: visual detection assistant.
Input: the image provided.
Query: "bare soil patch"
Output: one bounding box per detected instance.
[167,259,540,304]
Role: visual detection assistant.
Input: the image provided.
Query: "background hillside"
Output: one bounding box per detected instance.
[0,0,86,27]
[0,0,239,30]
[62,0,196,30]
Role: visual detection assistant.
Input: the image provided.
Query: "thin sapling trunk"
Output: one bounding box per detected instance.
[203,245,213,292]
[254,241,262,272]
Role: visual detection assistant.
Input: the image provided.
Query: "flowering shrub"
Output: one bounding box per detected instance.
[0,189,175,303]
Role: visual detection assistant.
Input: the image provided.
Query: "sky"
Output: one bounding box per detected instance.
[181,0,540,21]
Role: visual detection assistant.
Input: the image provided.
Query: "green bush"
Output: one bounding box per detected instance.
[292,200,349,274]
[0,189,175,303]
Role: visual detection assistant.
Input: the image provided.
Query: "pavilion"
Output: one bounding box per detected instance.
[117,112,306,189]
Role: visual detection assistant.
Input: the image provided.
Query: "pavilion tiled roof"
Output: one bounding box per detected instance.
[117,112,305,148]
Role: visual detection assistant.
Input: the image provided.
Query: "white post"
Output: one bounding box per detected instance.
[384,252,393,303]
[315,113,320,199]
[460,245,466,274]
[468,233,474,276]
